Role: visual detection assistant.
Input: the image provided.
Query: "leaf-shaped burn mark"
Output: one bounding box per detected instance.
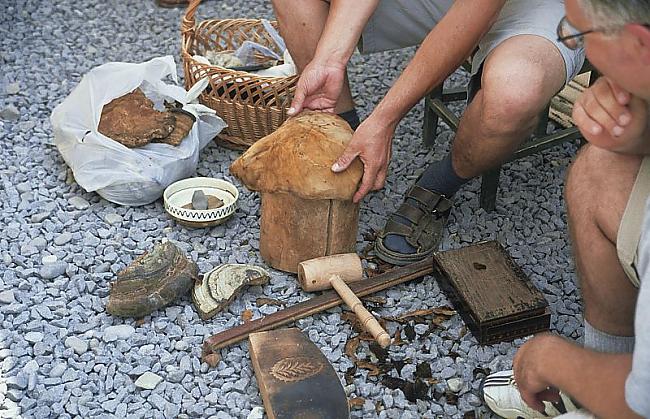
[270,356,323,382]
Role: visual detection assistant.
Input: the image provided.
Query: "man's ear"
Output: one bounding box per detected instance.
[627,23,650,65]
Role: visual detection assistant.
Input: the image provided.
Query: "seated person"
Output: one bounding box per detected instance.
[272,0,585,265]
[483,1,650,418]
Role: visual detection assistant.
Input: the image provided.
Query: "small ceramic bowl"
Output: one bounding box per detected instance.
[163,177,239,228]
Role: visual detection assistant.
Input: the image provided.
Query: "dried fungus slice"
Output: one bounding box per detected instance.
[98,88,176,148]
[193,264,270,320]
[106,241,198,318]
[154,108,195,146]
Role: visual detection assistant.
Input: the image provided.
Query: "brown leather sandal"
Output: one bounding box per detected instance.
[374,185,453,266]
[155,0,188,8]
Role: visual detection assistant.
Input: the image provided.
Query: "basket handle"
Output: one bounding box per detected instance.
[181,0,202,38]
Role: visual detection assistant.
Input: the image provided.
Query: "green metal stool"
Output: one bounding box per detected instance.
[422,61,596,211]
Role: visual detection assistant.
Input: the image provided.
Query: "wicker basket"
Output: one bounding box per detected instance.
[181,0,298,149]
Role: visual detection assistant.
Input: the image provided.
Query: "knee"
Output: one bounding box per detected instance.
[478,60,551,137]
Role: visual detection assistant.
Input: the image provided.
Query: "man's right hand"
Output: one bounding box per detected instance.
[288,60,346,115]
[573,76,649,154]
[332,116,395,203]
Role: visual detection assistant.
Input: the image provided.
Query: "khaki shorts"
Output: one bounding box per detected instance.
[617,156,650,287]
[358,0,585,84]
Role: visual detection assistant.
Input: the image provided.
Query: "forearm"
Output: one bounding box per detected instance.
[313,0,379,67]
[542,337,640,419]
[371,0,505,129]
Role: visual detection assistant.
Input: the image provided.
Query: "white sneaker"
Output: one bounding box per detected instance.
[481,370,579,418]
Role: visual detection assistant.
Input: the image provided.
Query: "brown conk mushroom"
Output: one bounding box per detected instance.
[230,111,364,273]
[230,111,363,200]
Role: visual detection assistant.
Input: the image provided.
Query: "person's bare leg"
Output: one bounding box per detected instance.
[271,0,355,113]
[381,35,568,257]
[566,145,641,337]
[451,35,566,178]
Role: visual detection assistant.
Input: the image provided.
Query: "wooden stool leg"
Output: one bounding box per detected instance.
[423,85,443,147]
[480,168,501,212]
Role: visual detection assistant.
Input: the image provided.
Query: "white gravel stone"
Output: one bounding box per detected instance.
[39,261,68,280]
[247,406,264,419]
[5,82,20,95]
[103,325,135,342]
[64,336,89,355]
[54,233,72,246]
[0,105,19,121]
[24,332,43,343]
[134,372,163,390]
[104,213,123,225]
[68,196,89,210]
[42,255,58,264]
[0,290,16,304]
[447,377,464,393]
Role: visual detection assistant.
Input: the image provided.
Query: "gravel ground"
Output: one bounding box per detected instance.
[0,1,583,418]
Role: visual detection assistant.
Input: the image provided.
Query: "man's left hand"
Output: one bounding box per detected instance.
[513,334,564,413]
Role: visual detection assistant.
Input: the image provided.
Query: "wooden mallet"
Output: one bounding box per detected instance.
[298,253,391,348]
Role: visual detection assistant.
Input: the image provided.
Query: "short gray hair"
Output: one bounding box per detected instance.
[581,0,650,27]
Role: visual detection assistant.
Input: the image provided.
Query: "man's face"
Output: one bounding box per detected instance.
[566,0,650,99]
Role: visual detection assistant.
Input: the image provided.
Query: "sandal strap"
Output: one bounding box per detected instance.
[381,219,413,238]
[406,213,438,249]
[408,185,444,209]
[394,202,426,225]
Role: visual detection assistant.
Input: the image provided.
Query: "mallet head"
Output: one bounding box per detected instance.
[297,253,363,292]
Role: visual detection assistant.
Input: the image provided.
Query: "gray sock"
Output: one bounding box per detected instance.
[416,153,470,197]
[338,109,360,130]
[584,320,635,353]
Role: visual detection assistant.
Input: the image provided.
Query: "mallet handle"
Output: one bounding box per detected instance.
[329,275,391,348]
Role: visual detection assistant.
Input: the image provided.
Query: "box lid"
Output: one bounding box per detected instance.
[433,241,548,323]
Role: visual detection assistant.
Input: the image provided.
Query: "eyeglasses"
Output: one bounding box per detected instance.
[557,15,650,50]
[556,16,601,50]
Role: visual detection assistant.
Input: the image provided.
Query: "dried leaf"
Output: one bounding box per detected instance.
[392,327,403,346]
[355,361,381,376]
[403,378,430,402]
[460,325,468,337]
[344,336,361,362]
[375,401,383,413]
[348,397,365,409]
[341,311,361,330]
[345,365,357,385]
[203,352,221,368]
[255,297,285,307]
[404,324,416,341]
[382,376,406,390]
[135,318,147,327]
[242,309,253,323]
[415,362,432,379]
[369,342,388,363]
[362,296,386,305]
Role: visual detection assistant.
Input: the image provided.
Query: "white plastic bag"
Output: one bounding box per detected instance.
[51,56,226,206]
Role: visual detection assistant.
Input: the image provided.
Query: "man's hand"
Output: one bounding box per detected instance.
[288,61,346,115]
[513,334,563,413]
[331,117,395,203]
[573,77,649,153]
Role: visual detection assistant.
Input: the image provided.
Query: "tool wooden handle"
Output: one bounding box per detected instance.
[329,275,391,348]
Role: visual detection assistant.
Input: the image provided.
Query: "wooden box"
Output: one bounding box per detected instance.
[259,192,359,273]
[432,241,550,344]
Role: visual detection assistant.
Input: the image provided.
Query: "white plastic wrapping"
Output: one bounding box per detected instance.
[51,56,226,206]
